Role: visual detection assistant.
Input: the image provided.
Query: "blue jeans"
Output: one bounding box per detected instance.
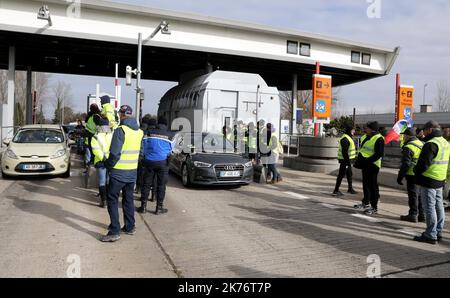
[96,166,109,187]
[107,177,136,235]
[84,147,91,166]
[267,163,280,180]
[420,187,445,240]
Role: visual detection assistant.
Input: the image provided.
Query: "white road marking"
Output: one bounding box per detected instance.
[397,229,420,237]
[321,203,339,209]
[284,192,310,200]
[351,213,382,223]
[265,185,279,190]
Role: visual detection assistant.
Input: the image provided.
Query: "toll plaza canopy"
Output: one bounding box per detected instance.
[0,0,399,90]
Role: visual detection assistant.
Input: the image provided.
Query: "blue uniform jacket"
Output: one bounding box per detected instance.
[142,124,175,162]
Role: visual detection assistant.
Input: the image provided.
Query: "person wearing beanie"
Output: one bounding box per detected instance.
[91,117,113,208]
[100,95,119,130]
[139,116,175,215]
[333,123,357,197]
[353,121,385,215]
[397,127,425,223]
[413,121,449,244]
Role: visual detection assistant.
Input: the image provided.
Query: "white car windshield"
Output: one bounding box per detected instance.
[13,129,64,144]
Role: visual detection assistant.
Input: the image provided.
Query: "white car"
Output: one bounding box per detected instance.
[1,125,74,178]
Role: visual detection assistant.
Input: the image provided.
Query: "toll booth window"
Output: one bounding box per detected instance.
[351,51,361,64]
[362,53,371,65]
[287,40,298,55]
[300,43,311,57]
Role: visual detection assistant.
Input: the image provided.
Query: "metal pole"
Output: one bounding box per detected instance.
[26,67,32,124]
[423,83,428,105]
[314,62,320,137]
[61,94,64,125]
[135,32,142,124]
[395,73,400,123]
[291,73,298,135]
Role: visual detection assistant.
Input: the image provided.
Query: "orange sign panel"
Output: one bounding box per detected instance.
[397,85,414,121]
[312,74,332,123]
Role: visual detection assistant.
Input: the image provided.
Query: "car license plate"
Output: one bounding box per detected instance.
[220,171,241,177]
[23,164,46,170]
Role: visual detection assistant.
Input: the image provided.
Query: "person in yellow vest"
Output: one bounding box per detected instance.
[101,105,144,242]
[333,123,357,196]
[100,95,119,130]
[84,104,102,169]
[396,128,425,223]
[263,123,283,184]
[353,121,385,215]
[91,117,113,208]
[413,121,449,244]
[443,127,450,212]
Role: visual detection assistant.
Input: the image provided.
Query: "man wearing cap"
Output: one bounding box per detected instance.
[100,95,119,130]
[353,121,385,215]
[91,117,113,208]
[138,117,175,214]
[413,121,449,244]
[100,105,144,242]
[333,123,357,197]
[397,127,425,223]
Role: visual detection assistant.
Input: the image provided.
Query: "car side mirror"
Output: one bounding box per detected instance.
[2,138,11,146]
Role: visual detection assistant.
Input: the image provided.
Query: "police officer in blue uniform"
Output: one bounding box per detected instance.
[138,117,175,214]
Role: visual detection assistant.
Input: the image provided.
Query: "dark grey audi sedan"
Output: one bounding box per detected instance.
[168,132,254,187]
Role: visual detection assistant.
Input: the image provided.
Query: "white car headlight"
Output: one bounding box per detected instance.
[193,161,212,168]
[5,149,18,160]
[244,161,253,168]
[51,149,66,159]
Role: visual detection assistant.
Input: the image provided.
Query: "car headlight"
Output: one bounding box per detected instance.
[244,161,253,168]
[5,149,18,159]
[51,149,66,159]
[193,161,212,168]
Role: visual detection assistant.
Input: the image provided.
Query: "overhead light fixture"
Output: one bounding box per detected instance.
[37,5,52,26]
[150,21,171,39]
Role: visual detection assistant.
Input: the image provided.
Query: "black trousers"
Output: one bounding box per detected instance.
[334,161,353,192]
[141,160,169,205]
[405,175,424,217]
[362,164,380,209]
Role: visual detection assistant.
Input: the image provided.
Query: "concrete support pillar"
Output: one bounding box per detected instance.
[26,67,33,124]
[291,73,298,135]
[2,46,15,141]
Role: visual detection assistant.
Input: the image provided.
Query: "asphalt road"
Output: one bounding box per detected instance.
[0,156,449,277]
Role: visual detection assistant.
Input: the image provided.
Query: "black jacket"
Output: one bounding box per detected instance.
[414,129,446,189]
[398,137,421,180]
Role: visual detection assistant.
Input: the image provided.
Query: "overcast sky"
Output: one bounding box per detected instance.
[48,0,450,118]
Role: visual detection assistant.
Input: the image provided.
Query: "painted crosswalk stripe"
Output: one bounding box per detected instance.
[351,213,382,223]
[284,192,310,200]
[397,229,420,237]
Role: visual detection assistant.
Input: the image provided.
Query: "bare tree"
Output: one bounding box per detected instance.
[279,90,313,121]
[51,81,73,124]
[331,87,346,118]
[435,81,450,112]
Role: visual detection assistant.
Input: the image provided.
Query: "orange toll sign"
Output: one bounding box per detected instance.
[312,74,332,123]
[397,85,414,121]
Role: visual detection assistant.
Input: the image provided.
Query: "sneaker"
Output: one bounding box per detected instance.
[418,215,426,223]
[348,189,358,195]
[413,234,437,245]
[364,208,378,215]
[400,215,418,223]
[100,233,121,242]
[437,234,442,242]
[332,191,344,197]
[277,177,283,183]
[121,226,136,235]
[354,203,370,210]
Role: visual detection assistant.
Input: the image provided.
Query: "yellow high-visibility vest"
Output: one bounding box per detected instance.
[422,137,450,182]
[359,133,384,169]
[102,103,118,129]
[404,139,423,176]
[91,132,113,166]
[338,134,356,160]
[113,126,144,170]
